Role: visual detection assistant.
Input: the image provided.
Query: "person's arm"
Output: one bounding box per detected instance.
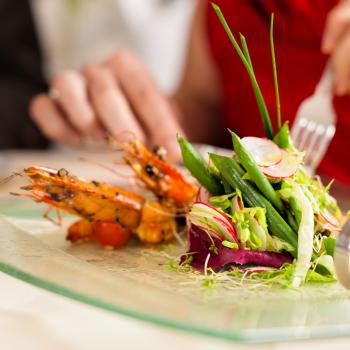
[0,0,48,149]
[173,0,222,145]
[30,1,221,157]
[322,0,350,96]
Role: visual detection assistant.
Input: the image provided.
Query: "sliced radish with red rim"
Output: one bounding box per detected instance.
[190,202,239,243]
[213,216,239,243]
[232,195,244,211]
[320,209,340,229]
[241,137,283,167]
[241,266,277,273]
[195,224,224,241]
[262,153,300,179]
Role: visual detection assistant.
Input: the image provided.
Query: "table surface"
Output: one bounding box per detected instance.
[1,147,350,350]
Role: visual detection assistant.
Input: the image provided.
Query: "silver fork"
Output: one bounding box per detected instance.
[291,61,336,173]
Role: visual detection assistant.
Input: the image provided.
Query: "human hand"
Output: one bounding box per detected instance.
[322,0,350,96]
[30,51,184,158]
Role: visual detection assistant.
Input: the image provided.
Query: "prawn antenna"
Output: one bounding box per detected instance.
[78,157,133,179]
[0,172,22,186]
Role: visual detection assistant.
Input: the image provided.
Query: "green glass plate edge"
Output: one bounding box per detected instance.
[0,259,245,342]
[0,203,245,342]
[2,201,350,343]
[2,259,350,344]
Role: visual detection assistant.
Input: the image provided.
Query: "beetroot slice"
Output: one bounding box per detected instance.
[181,225,292,271]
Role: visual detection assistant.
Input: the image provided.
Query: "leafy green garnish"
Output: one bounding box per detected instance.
[209,242,219,255]
[211,2,274,139]
[273,122,291,149]
[168,255,194,273]
[202,274,219,291]
[297,170,342,218]
[270,13,281,130]
[228,263,296,288]
[222,240,239,249]
[209,193,235,212]
[323,237,337,257]
[306,270,336,283]
[239,33,253,68]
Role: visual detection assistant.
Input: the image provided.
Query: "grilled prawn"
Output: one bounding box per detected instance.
[15,140,197,247]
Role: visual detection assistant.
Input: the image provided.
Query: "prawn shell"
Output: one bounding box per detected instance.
[120,140,197,206]
[24,167,144,230]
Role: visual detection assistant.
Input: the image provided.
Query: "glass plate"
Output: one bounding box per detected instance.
[1,198,350,343]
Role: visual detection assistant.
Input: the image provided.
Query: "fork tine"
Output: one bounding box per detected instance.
[299,120,316,151]
[308,124,336,171]
[291,117,307,149]
[304,124,325,164]
[291,60,336,170]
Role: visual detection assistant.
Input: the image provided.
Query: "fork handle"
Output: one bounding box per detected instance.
[315,60,334,97]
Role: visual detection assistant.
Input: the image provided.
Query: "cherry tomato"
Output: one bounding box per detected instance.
[93,222,132,248]
[67,220,94,242]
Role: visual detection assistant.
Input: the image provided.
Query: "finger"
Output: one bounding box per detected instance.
[332,30,350,96]
[322,2,350,53]
[83,63,146,142]
[52,70,104,139]
[107,51,185,158]
[30,94,81,144]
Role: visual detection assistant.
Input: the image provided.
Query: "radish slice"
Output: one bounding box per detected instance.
[241,137,282,167]
[196,186,211,203]
[320,209,340,229]
[233,195,243,211]
[241,266,277,273]
[213,216,238,243]
[195,224,224,241]
[315,214,341,233]
[262,153,301,179]
[189,202,239,243]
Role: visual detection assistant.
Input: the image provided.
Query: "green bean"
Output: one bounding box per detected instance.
[231,131,284,211]
[209,153,298,256]
[177,136,223,195]
[230,156,245,177]
[286,210,299,232]
[222,179,233,194]
[289,197,301,227]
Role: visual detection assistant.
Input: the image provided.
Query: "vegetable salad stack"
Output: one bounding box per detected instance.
[177,4,349,287]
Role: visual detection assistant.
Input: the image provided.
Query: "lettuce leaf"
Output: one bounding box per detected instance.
[231,196,293,253]
[296,169,342,219]
[306,269,336,283]
[279,180,314,287]
[314,255,336,277]
[209,193,235,212]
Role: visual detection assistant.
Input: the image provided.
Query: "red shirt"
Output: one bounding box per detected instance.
[207,0,350,185]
